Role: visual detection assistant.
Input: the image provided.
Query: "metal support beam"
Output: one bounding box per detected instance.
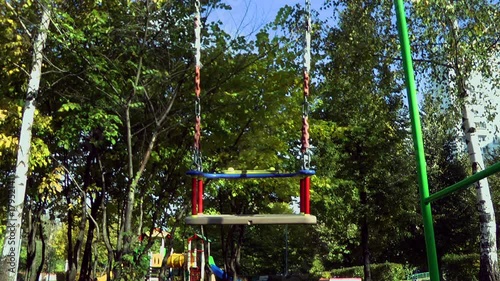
[394,1,440,280]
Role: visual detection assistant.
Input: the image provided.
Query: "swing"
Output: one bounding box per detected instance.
[186,0,316,225]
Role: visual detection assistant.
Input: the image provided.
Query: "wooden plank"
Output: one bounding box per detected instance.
[185,214,317,225]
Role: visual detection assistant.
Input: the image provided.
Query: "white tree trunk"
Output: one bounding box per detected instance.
[0,6,51,281]
[449,1,499,275]
[462,99,499,281]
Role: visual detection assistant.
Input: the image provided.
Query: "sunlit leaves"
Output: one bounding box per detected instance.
[57,102,81,112]
[38,166,65,196]
[409,0,500,98]
[0,135,17,158]
[0,100,53,168]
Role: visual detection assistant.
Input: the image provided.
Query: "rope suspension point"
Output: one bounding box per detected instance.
[194,0,202,70]
[301,0,312,170]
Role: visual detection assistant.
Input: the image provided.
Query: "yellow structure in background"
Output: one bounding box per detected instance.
[151,253,164,268]
[96,272,112,281]
[167,253,186,268]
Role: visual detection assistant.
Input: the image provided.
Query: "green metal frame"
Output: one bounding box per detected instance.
[394,1,500,280]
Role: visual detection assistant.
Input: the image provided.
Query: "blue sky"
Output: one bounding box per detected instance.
[208,0,325,38]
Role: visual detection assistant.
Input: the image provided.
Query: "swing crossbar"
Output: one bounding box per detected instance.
[186,169,315,179]
[185,214,317,225]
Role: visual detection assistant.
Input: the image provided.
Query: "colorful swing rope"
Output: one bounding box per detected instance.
[300,0,312,215]
[189,0,314,219]
[192,0,204,216]
[301,0,311,167]
[193,0,202,171]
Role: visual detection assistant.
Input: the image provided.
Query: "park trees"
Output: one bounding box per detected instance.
[3,0,500,280]
[40,1,211,279]
[1,0,315,279]
[313,1,417,279]
[1,0,225,280]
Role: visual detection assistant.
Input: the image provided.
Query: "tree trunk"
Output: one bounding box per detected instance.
[234,226,245,278]
[79,223,96,281]
[462,99,499,281]
[360,190,371,281]
[36,221,46,281]
[99,155,114,281]
[79,191,103,281]
[115,56,143,278]
[102,199,114,281]
[67,197,87,281]
[0,5,51,280]
[26,207,37,281]
[66,196,76,281]
[74,145,96,281]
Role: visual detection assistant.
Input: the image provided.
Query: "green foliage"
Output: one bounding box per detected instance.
[369,263,412,281]
[309,255,325,277]
[326,263,411,281]
[118,254,150,281]
[410,0,500,92]
[0,3,31,97]
[441,253,479,281]
[312,0,417,271]
[420,93,479,260]
[328,265,362,278]
[239,223,319,276]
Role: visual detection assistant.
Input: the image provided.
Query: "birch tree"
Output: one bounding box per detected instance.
[411,1,500,279]
[443,8,498,281]
[0,3,51,281]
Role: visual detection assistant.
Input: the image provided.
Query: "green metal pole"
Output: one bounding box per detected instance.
[393,1,440,280]
[426,161,500,204]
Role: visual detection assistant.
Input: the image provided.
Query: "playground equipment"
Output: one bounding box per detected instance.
[142,229,212,281]
[140,231,211,281]
[394,1,500,280]
[167,253,186,269]
[208,256,227,280]
[186,0,316,226]
[187,233,211,281]
[141,228,171,281]
[209,256,238,281]
[164,251,187,281]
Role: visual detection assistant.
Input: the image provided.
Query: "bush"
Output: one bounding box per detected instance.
[326,262,411,281]
[370,263,409,281]
[441,253,479,281]
[56,272,66,281]
[330,266,363,278]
